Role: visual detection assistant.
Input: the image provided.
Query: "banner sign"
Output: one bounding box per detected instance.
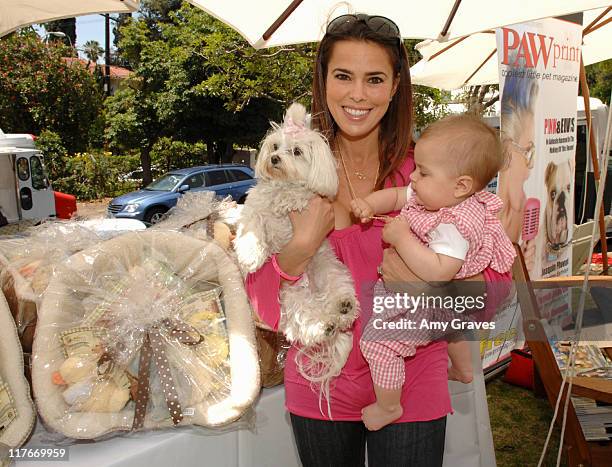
[481,18,582,371]
[496,17,582,279]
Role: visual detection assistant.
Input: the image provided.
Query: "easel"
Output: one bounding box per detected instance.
[513,244,612,465]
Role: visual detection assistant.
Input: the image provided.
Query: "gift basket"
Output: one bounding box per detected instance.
[0,290,36,461]
[154,191,238,250]
[0,221,146,353]
[157,192,288,387]
[32,230,260,439]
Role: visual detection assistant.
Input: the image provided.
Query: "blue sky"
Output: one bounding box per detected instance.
[36,14,117,63]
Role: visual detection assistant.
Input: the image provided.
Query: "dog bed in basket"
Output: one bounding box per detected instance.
[0,224,105,352]
[0,290,36,457]
[32,230,260,439]
[0,243,39,353]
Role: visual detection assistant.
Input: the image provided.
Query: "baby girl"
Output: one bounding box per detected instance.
[352,114,516,430]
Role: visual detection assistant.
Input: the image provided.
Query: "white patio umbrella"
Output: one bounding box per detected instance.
[186,0,612,49]
[0,0,140,38]
[410,7,612,90]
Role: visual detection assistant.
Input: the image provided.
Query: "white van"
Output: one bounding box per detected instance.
[0,130,56,227]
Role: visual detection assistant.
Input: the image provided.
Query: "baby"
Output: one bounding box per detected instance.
[352,114,516,430]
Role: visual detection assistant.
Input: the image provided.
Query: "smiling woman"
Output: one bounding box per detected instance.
[243,13,461,467]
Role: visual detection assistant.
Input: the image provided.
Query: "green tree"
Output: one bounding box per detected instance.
[42,18,77,53]
[404,39,451,130]
[0,31,104,153]
[107,2,314,184]
[82,40,104,66]
[585,59,612,105]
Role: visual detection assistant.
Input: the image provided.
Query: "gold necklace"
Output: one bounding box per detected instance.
[338,146,379,200]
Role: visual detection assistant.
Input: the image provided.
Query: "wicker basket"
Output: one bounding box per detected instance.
[255,325,288,388]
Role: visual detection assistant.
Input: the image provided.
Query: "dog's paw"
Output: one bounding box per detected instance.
[330,296,358,331]
[338,299,353,315]
[333,296,357,318]
[324,323,336,337]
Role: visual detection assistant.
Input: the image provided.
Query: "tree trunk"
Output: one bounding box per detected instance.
[206,140,215,164]
[221,141,234,164]
[141,143,154,186]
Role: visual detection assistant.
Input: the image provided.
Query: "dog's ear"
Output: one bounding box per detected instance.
[284,102,308,127]
[545,162,556,186]
[307,140,339,198]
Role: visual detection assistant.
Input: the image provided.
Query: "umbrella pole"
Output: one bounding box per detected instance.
[262,0,304,41]
[578,57,609,275]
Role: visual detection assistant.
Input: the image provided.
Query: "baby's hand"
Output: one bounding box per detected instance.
[350,198,374,223]
[382,217,411,246]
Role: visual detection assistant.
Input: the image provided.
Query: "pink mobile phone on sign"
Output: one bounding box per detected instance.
[522,198,540,241]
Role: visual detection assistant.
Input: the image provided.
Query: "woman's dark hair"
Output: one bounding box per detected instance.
[311,16,413,189]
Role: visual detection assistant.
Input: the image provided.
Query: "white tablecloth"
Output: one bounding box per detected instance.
[21,386,299,467]
[22,341,496,467]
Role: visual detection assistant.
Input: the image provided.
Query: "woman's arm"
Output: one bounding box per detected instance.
[245,196,335,330]
[393,234,463,283]
[381,248,485,294]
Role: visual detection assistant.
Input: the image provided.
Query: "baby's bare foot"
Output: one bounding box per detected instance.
[361,402,403,431]
[448,365,473,384]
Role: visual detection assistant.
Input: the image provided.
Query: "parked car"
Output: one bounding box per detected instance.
[108,164,255,224]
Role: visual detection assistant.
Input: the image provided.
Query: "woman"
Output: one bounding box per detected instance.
[246,14,509,466]
[497,72,539,270]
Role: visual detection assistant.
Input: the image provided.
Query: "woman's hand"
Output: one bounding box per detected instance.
[381,248,425,294]
[288,196,335,254]
[276,196,334,279]
[381,248,485,294]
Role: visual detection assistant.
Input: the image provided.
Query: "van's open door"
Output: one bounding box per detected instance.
[14,152,55,220]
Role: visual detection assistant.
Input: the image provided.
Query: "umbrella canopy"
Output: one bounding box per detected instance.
[0,0,140,38]
[410,7,612,90]
[186,0,612,49]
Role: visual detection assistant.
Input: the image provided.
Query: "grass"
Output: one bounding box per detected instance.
[487,377,568,467]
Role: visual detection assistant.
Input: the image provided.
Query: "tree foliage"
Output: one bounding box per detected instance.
[42,18,77,52]
[0,31,104,152]
[585,59,612,105]
[106,1,314,183]
[83,40,104,64]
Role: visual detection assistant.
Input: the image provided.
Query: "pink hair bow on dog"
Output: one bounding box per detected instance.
[283,117,307,137]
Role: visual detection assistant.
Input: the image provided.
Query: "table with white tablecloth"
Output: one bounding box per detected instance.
[21,341,496,467]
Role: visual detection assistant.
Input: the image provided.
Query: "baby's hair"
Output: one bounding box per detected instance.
[419,114,504,190]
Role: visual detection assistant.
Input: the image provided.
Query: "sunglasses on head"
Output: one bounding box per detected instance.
[326,14,402,44]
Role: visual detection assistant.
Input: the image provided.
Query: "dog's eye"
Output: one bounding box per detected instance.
[272,143,279,151]
[292,147,302,157]
[550,190,556,200]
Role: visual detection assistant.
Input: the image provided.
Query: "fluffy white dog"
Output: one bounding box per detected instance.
[234,103,358,415]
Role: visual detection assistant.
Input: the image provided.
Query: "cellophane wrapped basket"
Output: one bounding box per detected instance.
[0,222,127,352]
[155,192,288,387]
[0,290,36,462]
[32,230,260,440]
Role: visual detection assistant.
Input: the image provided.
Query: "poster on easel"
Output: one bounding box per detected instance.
[482,17,582,371]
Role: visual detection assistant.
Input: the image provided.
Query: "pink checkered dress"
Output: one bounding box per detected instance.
[402,189,516,278]
[360,190,516,389]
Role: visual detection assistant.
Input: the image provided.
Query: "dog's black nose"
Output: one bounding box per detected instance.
[271,155,280,165]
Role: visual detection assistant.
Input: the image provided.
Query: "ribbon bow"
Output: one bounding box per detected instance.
[282,116,307,138]
[98,318,203,430]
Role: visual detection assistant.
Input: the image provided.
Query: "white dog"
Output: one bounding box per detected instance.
[539,160,572,272]
[544,160,572,248]
[234,103,358,415]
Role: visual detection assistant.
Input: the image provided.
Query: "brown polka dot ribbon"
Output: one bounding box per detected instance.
[114,318,203,430]
[206,212,218,239]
